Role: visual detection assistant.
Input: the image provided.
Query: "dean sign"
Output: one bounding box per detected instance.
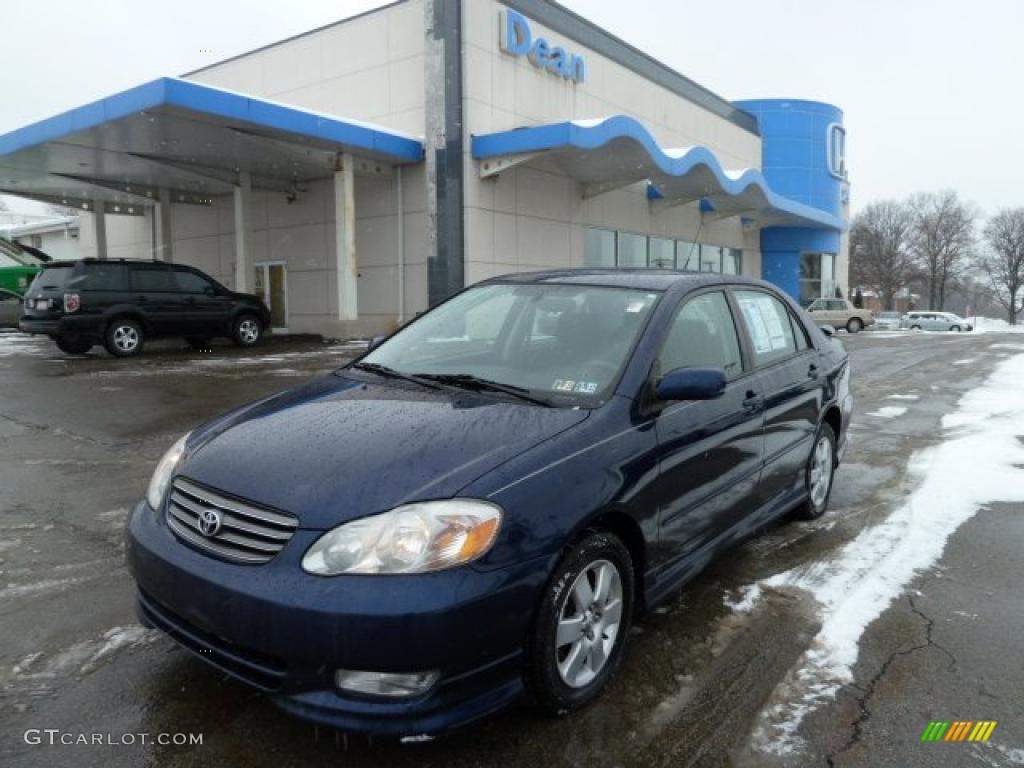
[500,9,586,84]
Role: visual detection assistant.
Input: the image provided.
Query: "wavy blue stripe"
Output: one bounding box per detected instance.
[0,78,424,163]
[471,115,845,231]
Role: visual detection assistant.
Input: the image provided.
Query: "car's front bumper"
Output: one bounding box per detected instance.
[126,498,551,735]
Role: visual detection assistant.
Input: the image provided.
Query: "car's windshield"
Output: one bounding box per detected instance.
[355,282,661,404]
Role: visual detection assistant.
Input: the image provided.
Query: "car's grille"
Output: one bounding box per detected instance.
[166,477,298,565]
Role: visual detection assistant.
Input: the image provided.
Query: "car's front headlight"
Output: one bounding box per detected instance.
[302,500,503,575]
[146,433,190,511]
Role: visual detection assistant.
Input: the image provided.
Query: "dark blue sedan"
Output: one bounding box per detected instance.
[127,270,851,736]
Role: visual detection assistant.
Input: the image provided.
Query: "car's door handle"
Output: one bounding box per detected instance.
[808,364,819,380]
[743,391,764,410]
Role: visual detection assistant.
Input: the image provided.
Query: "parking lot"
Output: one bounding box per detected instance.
[2,329,1023,768]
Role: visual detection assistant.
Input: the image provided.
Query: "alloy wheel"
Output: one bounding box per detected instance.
[555,559,624,689]
[113,325,139,353]
[239,318,260,344]
[809,435,834,508]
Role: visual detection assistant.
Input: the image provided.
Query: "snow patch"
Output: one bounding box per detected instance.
[887,394,918,401]
[746,351,1024,755]
[10,626,159,680]
[952,358,976,366]
[866,406,907,418]
[724,584,763,614]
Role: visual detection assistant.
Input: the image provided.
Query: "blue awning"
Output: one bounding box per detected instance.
[472,116,845,231]
[0,77,424,210]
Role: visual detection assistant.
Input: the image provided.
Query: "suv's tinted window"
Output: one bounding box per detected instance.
[174,269,215,294]
[32,265,75,290]
[734,290,798,366]
[75,263,126,291]
[130,265,175,292]
[660,291,743,379]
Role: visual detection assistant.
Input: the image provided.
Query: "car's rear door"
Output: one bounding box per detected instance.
[732,289,822,509]
[128,264,180,336]
[653,290,764,570]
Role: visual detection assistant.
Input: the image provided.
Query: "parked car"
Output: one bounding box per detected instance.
[874,311,902,331]
[0,288,22,328]
[903,311,973,332]
[0,239,43,295]
[127,271,852,736]
[19,259,271,357]
[805,297,875,333]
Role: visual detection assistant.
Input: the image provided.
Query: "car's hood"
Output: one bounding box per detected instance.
[180,374,589,529]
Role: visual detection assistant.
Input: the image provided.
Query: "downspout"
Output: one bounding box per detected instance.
[397,166,405,325]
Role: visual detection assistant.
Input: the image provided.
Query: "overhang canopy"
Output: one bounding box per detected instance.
[0,77,424,211]
[471,116,846,231]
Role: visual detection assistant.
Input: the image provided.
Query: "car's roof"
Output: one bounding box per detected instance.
[483,269,767,292]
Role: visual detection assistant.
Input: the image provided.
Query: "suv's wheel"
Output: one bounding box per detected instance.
[794,423,837,520]
[232,314,262,347]
[55,335,92,355]
[527,531,634,714]
[104,318,144,357]
[846,318,863,334]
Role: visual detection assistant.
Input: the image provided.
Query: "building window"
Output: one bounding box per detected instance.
[799,252,837,306]
[676,241,699,271]
[649,238,674,269]
[700,245,723,273]
[616,232,648,267]
[583,228,616,267]
[722,248,742,275]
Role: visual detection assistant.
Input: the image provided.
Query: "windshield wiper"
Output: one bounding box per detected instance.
[350,362,442,390]
[413,373,553,407]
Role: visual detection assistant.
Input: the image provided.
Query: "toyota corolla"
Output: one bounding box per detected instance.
[127,270,851,736]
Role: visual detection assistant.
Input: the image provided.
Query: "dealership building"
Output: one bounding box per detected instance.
[0,0,849,337]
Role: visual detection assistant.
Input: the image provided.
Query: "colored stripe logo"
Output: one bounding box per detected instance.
[921,721,997,742]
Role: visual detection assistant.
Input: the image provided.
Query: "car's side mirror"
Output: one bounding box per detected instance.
[655,367,727,401]
[820,324,836,337]
[367,335,387,352]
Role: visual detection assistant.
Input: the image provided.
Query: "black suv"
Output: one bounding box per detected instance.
[19,259,271,357]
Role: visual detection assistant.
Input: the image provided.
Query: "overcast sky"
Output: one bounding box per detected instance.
[1,0,1021,218]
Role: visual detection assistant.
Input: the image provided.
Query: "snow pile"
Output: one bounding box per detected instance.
[973,316,1024,333]
[744,351,1024,755]
[865,406,906,419]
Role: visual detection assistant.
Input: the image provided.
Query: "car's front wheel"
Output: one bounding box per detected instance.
[846,318,863,333]
[104,318,144,357]
[55,335,93,355]
[527,530,634,714]
[795,423,837,520]
[232,314,262,347]
[950,325,961,332]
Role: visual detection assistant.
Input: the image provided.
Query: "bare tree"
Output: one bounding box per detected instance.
[981,208,1024,324]
[850,200,915,310]
[908,191,977,310]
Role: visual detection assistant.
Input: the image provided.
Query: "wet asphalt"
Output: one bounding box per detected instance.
[0,329,1022,768]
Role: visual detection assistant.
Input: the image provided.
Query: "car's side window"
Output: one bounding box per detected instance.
[130,265,175,292]
[77,264,126,291]
[659,291,743,380]
[734,290,798,367]
[790,311,810,351]
[174,269,214,294]
[807,299,824,312]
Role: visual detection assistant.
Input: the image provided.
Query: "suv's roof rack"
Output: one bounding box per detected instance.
[77,258,166,264]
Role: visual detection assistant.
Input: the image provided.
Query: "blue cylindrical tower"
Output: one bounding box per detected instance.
[734,99,848,302]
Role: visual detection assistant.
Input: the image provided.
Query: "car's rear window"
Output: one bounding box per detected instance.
[31,265,75,290]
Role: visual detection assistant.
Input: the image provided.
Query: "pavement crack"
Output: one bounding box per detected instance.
[0,411,145,450]
[824,595,953,767]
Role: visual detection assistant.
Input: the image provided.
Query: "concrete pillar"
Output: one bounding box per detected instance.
[334,155,358,321]
[93,202,108,260]
[156,188,174,262]
[233,172,252,293]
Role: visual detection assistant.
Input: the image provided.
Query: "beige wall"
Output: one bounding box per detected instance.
[461,0,763,285]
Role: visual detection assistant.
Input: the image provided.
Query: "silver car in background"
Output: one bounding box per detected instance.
[874,311,902,330]
[902,311,973,332]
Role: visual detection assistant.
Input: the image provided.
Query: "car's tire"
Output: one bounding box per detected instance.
[232,314,262,347]
[950,325,960,332]
[794,423,837,521]
[846,318,863,334]
[186,336,211,351]
[55,335,93,355]
[104,317,144,357]
[527,530,635,715]
[910,324,921,331]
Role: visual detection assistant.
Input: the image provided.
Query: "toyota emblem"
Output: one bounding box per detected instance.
[197,508,222,537]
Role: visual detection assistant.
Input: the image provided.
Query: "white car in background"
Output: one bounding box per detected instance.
[874,311,902,330]
[902,311,973,332]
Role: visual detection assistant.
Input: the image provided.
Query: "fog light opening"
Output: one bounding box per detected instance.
[334,669,440,698]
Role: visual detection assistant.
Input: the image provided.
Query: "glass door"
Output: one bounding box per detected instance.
[253,262,288,332]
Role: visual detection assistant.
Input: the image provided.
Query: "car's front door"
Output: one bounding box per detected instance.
[653,290,764,577]
[172,267,232,336]
[732,289,822,508]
